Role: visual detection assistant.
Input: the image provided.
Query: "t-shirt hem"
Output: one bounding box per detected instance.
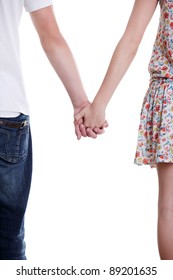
[25,0,53,13]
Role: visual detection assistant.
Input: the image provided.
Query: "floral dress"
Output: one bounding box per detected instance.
[134,0,173,167]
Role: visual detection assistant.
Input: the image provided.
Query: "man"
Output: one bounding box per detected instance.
[0,0,106,260]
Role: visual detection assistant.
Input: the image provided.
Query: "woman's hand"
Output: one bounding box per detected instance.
[74,102,108,140]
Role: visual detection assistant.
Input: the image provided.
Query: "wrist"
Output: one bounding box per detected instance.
[92,96,107,111]
[74,100,90,116]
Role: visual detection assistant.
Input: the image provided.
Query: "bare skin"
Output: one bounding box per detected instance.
[157,163,173,260]
[30,6,107,139]
[75,0,158,129]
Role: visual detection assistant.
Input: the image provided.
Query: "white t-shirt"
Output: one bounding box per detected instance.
[0,0,53,116]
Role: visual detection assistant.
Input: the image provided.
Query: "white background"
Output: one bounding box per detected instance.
[1,1,173,279]
[3,0,171,277]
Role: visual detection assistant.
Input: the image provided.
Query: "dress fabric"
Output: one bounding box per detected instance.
[134,0,173,167]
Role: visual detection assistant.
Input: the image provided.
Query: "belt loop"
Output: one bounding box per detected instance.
[20,120,29,129]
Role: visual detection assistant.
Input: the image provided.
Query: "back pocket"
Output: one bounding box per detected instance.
[0,126,29,164]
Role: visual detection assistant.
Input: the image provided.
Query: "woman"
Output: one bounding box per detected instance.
[75,0,173,260]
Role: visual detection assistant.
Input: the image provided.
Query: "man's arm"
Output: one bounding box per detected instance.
[30,6,88,109]
[30,6,104,139]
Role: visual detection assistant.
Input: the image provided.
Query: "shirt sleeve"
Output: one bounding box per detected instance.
[24,0,53,13]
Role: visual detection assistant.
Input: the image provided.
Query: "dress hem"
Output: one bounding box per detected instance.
[134,160,173,168]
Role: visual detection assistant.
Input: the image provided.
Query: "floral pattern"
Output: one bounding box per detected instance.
[134,0,173,167]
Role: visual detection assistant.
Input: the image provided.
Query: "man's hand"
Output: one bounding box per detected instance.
[74,102,108,140]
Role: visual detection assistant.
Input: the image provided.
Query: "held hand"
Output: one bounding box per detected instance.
[73,101,101,139]
[74,102,108,139]
[74,101,89,140]
[74,102,105,140]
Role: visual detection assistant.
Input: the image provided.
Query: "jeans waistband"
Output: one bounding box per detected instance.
[0,114,29,129]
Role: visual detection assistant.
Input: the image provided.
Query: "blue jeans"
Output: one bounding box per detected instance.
[0,114,32,260]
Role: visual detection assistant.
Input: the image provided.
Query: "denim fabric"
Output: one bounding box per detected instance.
[0,114,32,260]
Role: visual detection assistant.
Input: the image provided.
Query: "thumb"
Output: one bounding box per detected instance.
[74,110,85,124]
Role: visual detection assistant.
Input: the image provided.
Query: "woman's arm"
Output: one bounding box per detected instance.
[75,0,159,129]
